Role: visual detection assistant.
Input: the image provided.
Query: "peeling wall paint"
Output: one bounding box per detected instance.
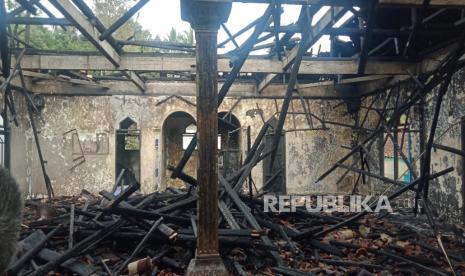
[8,92,355,197]
[422,69,465,223]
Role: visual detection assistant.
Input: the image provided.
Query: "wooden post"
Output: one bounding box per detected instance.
[181,1,231,275]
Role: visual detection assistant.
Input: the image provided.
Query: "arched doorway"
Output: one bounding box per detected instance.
[115,117,141,185]
[262,118,286,193]
[162,111,197,189]
[218,112,241,178]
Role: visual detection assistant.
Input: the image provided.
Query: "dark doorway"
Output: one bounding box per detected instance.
[162,111,197,189]
[115,117,141,185]
[218,112,241,179]
[262,118,286,193]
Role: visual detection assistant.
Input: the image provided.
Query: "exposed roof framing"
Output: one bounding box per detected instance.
[4,0,465,95]
[14,53,420,75]
[257,6,347,93]
[47,0,146,91]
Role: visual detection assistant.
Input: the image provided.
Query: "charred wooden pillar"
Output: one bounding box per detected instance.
[181,1,231,275]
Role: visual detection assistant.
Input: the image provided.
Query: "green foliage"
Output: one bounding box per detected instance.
[7,0,193,53]
[165,27,193,44]
[94,0,152,43]
[28,26,95,51]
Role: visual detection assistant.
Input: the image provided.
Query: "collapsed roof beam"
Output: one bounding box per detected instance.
[258,6,346,93]
[48,0,145,91]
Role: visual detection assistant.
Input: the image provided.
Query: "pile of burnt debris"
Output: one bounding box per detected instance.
[8,178,465,276]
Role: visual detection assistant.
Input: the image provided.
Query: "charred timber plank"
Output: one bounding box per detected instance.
[104,178,140,208]
[31,219,127,276]
[113,217,164,275]
[336,162,410,187]
[20,230,96,276]
[0,0,9,78]
[69,204,75,249]
[271,266,313,276]
[218,199,241,229]
[219,174,283,265]
[308,239,343,256]
[99,190,179,239]
[332,241,449,276]
[152,196,197,213]
[312,167,454,238]
[176,234,279,251]
[178,228,265,238]
[109,206,190,225]
[357,1,376,75]
[8,226,61,274]
[432,143,465,157]
[317,259,386,270]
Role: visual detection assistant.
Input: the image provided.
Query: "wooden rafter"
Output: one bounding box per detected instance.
[48,0,146,91]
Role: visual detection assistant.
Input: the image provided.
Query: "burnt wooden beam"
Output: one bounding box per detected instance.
[217,16,261,48]
[269,5,312,170]
[221,23,240,49]
[99,0,150,41]
[403,0,431,56]
[8,226,62,275]
[432,143,465,157]
[219,174,283,265]
[113,217,164,275]
[313,166,454,238]
[357,2,376,75]
[27,103,54,201]
[0,0,10,78]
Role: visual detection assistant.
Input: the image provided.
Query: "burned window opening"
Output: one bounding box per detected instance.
[218,112,241,179]
[163,111,197,189]
[116,117,141,185]
[382,114,413,182]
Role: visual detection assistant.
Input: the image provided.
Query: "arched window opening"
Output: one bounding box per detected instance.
[218,112,241,178]
[116,117,141,185]
[162,112,197,189]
